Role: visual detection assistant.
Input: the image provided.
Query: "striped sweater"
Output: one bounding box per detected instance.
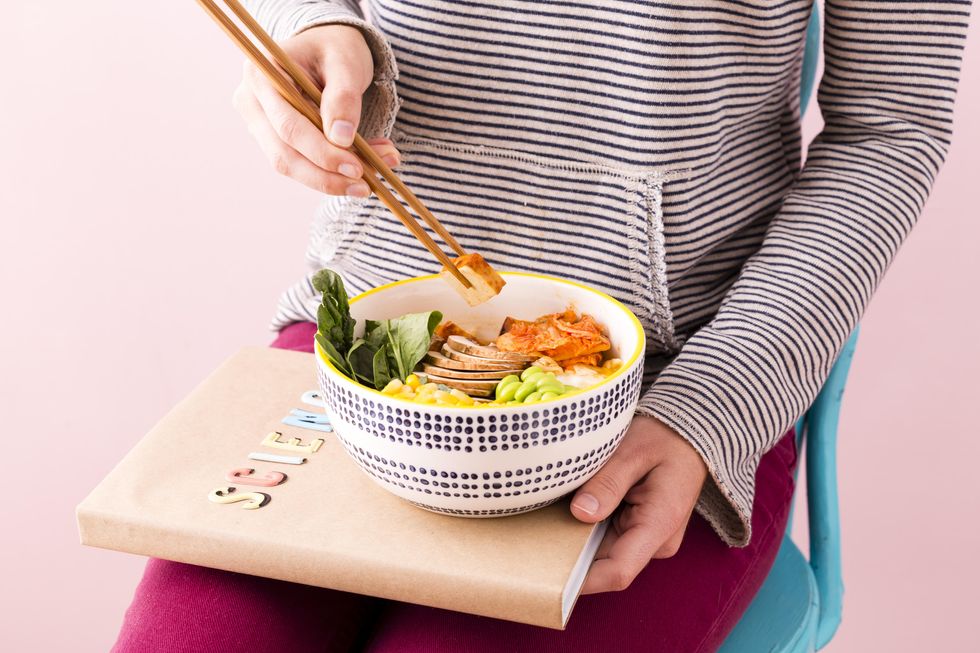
[247,0,970,546]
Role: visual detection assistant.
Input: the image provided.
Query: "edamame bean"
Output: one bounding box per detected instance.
[520,366,544,381]
[531,373,561,393]
[497,380,522,402]
[533,372,557,386]
[495,376,520,400]
[498,374,520,388]
[513,379,539,402]
[537,384,564,396]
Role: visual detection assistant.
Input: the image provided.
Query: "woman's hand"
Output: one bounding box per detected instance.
[572,415,708,594]
[232,24,400,197]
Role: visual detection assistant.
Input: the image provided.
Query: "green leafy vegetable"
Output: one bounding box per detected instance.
[346,339,380,387]
[386,311,444,380]
[371,347,392,389]
[314,332,351,377]
[312,269,355,354]
[313,268,442,390]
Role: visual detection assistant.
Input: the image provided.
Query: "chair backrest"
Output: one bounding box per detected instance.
[794,5,861,649]
[799,1,821,114]
[796,328,859,649]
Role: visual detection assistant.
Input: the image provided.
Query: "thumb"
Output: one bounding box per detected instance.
[570,447,649,523]
[320,54,367,148]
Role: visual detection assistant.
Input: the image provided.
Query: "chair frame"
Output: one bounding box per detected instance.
[793,328,858,648]
[722,4,860,650]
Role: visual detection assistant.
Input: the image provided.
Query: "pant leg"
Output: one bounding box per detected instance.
[363,430,799,653]
[112,559,379,653]
[112,322,378,653]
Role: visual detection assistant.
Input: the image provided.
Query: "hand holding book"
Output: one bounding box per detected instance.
[570,415,708,594]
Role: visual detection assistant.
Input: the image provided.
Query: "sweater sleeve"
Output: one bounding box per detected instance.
[635,0,971,547]
[242,0,400,138]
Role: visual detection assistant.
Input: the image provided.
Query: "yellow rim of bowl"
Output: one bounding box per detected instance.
[315,271,646,407]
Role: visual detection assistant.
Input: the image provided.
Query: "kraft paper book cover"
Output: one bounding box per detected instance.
[76,347,606,629]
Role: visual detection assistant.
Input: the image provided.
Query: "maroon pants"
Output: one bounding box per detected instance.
[113,322,798,653]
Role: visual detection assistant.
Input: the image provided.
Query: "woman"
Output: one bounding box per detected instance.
[114,1,969,651]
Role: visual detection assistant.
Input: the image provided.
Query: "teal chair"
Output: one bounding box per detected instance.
[719,5,859,652]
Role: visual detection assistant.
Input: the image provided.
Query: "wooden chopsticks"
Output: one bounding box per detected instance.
[196,0,472,288]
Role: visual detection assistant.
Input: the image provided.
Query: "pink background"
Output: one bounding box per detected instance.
[2,3,977,651]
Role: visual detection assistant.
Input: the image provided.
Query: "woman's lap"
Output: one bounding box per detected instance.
[113,322,797,653]
[362,426,797,653]
[112,558,379,653]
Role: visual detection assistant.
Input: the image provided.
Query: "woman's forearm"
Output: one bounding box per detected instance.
[242,0,366,41]
[637,0,972,547]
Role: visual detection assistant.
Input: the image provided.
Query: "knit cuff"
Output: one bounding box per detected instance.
[634,394,756,547]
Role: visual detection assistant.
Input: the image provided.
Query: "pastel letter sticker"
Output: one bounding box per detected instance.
[262,431,324,454]
[208,487,270,510]
[226,468,286,487]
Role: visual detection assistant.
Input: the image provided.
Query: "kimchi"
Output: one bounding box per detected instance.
[495,309,611,362]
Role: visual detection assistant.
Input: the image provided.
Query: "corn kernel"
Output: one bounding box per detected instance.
[405,374,421,388]
[432,390,457,404]
[382,379,404,394]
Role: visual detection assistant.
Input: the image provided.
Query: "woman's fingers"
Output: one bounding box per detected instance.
[319,43,367,148]
[570,434,652,523]
[582,524,663,594]
[235,83,369,197]
[594,522,620,560]
[232,24,402,194]
[653,518,690,559]
[581,473,688,594]
[574,416,710,594]
[366,137,401,168]
[243,61,364,181]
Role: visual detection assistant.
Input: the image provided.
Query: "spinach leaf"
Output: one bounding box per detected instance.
[387,311,443,379]
[312,268,442,390]
[372,347,392,389]
[315,332,351,376]
[362,319,388,349]
[346,339,379,387]
[312,269,355,353]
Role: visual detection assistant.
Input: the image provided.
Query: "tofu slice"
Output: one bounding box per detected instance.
[439,253,505,307]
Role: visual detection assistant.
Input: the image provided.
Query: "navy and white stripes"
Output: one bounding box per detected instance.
[248,0,970,545]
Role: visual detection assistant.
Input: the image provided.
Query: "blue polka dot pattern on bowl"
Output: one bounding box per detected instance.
[317,357,643,516]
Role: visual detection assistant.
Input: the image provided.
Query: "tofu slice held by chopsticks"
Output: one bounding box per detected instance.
[439,253,505,306]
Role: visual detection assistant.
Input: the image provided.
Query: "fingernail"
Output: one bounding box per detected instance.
[346,182,370,198]
[572,493,599,516]
[338,162,361,179]
[328,120,355,147]
[382,153,400,168]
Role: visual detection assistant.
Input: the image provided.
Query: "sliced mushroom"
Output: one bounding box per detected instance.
[425,350,518,371]
[421,373,497,397]
[445,335,536,363]
[421,364,522,380]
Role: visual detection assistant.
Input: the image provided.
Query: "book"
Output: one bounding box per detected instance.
[76,347,606,629]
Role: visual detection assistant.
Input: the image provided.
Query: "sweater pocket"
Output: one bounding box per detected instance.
[339,131,682,353]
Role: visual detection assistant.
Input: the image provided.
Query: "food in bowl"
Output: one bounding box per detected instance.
[439,252,506,306]
[313,270,645,516]
[312,269,624,408]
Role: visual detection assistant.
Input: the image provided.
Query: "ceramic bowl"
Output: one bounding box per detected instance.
[315,272,645,517]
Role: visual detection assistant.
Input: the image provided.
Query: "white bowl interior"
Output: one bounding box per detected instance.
[348,272,643,364]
